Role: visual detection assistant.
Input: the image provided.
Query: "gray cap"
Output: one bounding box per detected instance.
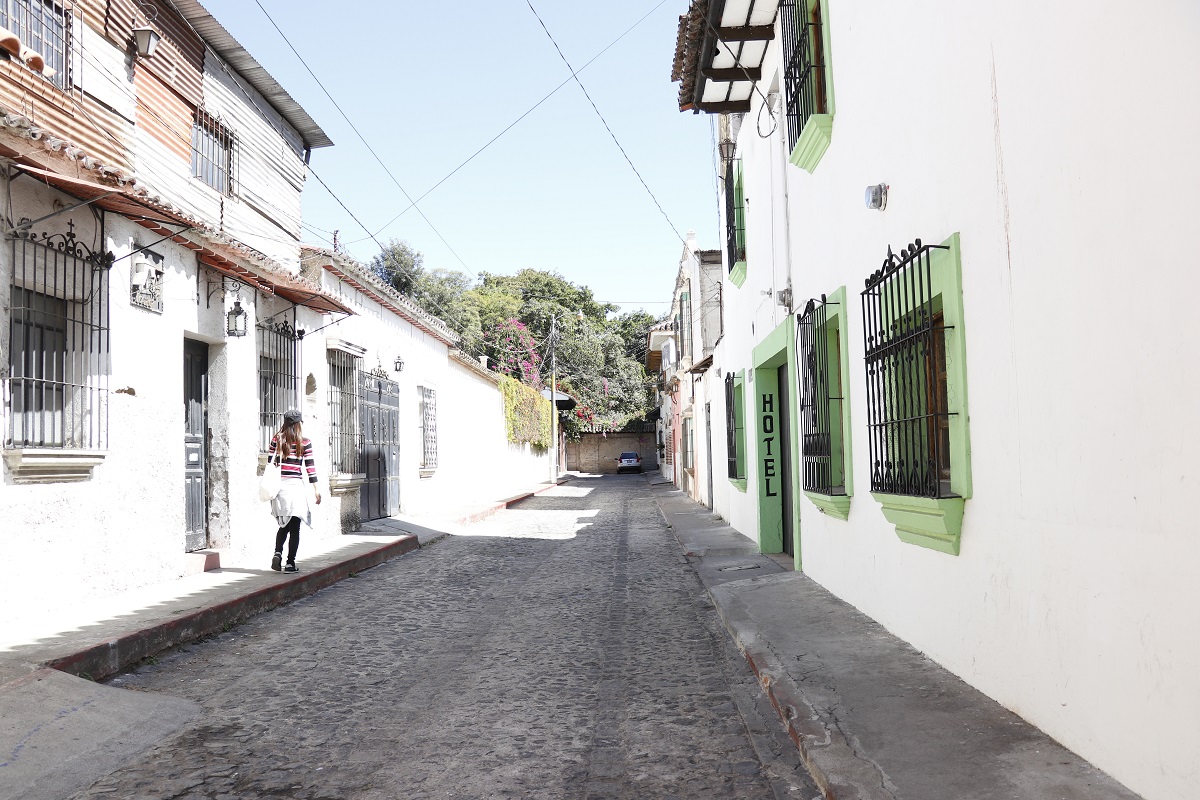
[282,409,303,425]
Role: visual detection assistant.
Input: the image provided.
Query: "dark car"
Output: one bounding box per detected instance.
[616,452,643,473]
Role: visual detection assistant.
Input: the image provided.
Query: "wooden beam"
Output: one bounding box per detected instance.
[703,66,762,82]
[716,25,774,41]
[697,100,752,113]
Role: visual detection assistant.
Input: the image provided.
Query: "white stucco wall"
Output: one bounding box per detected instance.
[716,3,1200,798]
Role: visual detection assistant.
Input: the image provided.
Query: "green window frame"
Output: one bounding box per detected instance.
[727,372,748,490]
[798,286,853,519]
[861,234,971,555]
[781,0,835,173]
[729,161,748,288]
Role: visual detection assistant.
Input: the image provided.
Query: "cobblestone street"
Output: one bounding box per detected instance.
[75,476,817,799]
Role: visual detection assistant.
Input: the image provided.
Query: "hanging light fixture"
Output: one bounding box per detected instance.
[393,355,405,373]
[718,138,736,163]
[131,26,161,58]
[226,300,247,337]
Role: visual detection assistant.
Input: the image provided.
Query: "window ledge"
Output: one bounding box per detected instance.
[419,468,436,479]
[729,477,747,493]
[4,448,106,484]
[729,261,747,288]
[871,492,964,555]
[788,114,834,173]
[329,473,366,495]
[804,490,851,521]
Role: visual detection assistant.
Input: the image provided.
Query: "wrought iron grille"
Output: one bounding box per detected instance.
[725,373,738,478]
[191,110,234,195]
[780,0,828,153]
[0,0,71,90]
[5,225,112,449]
[420,386,437,469]
[327,349,362,474]
[724,159,746,272]
[257,319,298,452]
[798,296,845,495]
[861,239,954,498]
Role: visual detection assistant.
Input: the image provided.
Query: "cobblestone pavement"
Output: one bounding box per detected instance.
[75,476,819,799]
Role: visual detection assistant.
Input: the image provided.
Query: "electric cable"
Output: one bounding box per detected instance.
[248,0,475,276]
[523,0,686,246]
[350,0,672,244]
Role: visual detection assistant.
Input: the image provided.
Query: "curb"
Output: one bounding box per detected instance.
[454,475,574,525]
[45,535,419,682]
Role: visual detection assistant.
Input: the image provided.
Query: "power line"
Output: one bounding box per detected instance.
[249,0,476,277]
[522,0,686,245]
[349,0,672,245]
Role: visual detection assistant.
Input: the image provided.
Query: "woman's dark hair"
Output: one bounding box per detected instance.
[279,420,303,457]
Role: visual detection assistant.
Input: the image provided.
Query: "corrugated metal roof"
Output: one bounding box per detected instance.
[167,0,333,150]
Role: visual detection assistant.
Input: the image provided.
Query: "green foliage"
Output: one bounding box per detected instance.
[365,242,655,437]
[499,376,552,449]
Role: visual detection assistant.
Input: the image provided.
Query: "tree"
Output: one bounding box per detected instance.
[369,238,424,296]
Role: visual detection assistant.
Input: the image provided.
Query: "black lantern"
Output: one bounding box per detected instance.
[393,355,405,372]
[132,26,161,58]
[718,138,736,163]
[226,300,247,337]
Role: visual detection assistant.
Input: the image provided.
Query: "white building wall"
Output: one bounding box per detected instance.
[715,3,1200,798]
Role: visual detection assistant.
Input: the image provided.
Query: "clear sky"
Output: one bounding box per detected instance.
[199,0,720,318]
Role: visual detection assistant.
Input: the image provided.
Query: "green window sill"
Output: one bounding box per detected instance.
[788,114,834,174]
[729,261,747,288]
[803,490,850,521]
[729,478,747,493]
[871,492,965,556]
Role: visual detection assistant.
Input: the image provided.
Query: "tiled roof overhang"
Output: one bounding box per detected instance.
[170,0,332,150]
[670,0,781,114]
[12,164,352,314]
[304,246,459,346]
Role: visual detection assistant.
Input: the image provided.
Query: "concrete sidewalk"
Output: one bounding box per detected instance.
[653,483,1142,800]
[0,475,570,800]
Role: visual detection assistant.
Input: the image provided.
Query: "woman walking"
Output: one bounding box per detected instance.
[268,409,322,573]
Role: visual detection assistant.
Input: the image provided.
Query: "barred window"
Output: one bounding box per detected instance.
[725,373,746,480]
[798,295,847,496]
[725,159,746,271]
[327,349,361,474]
[258,320,298,452]
[191,110,235,195]
[679,289,692,361]
[0,0,70,90]
[419,386,437,470]
[780,0,829,153]
[861,240,954,498]
[5,226,111,450]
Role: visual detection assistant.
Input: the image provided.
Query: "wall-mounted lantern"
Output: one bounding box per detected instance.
[131,26,161,58]
[393,355,405,373]
[226,300,247,337]
[718,138,736,164]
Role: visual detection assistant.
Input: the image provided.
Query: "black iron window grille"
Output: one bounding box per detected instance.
[257,319,298,452]
[861,239,954,498]
[0,0,71,89]
[680,289,692,361]
[780,0,828,153]
[725,373,740,479]
[191,110,235,196]
[420,386,437,469]
[724,159,746,272]
[327,349,362,474]
[798,295,845,495]
[5,225,112,449]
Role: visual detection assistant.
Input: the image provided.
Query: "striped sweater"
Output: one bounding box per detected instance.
[268,435,319,483]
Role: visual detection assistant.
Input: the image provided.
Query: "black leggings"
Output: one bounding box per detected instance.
[275,517,301,563]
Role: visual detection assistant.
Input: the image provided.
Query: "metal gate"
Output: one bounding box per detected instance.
[360,373,400,521]
[183,339,209,551]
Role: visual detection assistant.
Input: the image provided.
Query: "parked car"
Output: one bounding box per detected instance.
[616,452,643,473]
